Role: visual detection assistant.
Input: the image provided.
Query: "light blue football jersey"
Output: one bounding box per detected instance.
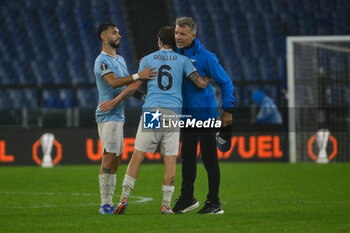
[94,52,130,122]
[139,49,196,114]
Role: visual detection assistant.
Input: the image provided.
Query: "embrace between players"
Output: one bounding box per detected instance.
[94,17,235,215]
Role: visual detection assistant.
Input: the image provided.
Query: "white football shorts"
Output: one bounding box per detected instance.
[134,109,180,156]
[97,121,124,156]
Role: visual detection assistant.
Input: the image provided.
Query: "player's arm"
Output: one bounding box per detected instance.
[184,58,209,89]
[131,81,147,101]
[187,71,210,89]
[206,55,235,127]
[100,80,144,112]
[132,89,146,102]
[103,66,157,88]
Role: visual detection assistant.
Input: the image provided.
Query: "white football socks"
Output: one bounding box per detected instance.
[99,174,117,207]
[120,174,136,201]
[109,174,117,206]
[99,174,111,206]
[162,185,174,208]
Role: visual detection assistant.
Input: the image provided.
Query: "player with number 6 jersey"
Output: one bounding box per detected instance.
[140,43,196,114]
[115,26,208,215]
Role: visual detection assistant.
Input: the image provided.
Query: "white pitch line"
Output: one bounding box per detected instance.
[14,203,100,209]
[0,191,98,196]
[0,191,153,208]
[132,195,153,203]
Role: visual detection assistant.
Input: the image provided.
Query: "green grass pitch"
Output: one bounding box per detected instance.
[0,163,349,233]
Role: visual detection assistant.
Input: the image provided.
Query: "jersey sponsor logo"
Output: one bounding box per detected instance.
[190,59,196,63]
[100,63,108,71]
[143,110,161,129]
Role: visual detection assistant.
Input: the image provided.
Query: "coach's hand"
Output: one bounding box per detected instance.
[222,111,232,127]
[138,66,157,80]
[100,100,115,112]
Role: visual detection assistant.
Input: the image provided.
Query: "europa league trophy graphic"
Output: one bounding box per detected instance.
[40,133,55,168]
[316,129,330,164]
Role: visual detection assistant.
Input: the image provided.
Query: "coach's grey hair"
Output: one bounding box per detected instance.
[175,17,197,34]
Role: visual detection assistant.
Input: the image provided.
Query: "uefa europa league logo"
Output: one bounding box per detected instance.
[307,129,337,163]
[315,129,330,164]
[40,133,55,168]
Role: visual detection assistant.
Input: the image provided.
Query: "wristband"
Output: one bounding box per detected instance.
[132,73,139,81]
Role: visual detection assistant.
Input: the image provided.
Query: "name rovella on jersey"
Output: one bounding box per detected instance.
[154,54,177,61]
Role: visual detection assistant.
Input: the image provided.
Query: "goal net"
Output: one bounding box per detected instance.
[287,36,350,163]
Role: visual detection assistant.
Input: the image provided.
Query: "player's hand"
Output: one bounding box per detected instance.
[100,100,115,112]
[200,76,210,88]
[138,66,157,80]
[222,111,232,127]
[196,76,209,89]
[202,76,210,86]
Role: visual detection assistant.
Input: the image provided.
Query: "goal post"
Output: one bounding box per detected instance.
[287,36,350,163]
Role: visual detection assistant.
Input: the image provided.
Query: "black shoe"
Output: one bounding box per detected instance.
[172,197,199,213]
[197,200,224,215]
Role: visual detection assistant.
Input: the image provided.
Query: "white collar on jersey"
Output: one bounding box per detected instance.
[101,51,118,59]
[160,49,172,51]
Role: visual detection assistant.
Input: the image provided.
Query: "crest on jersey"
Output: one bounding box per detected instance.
[100,63,108,71]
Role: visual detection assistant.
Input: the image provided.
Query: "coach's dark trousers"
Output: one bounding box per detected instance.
[180,127,220,204]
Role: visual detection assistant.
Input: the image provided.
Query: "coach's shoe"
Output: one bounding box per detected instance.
[197,200,224,215]
[115,198,128,215]
[161,205,174,215]
[172,197,199,213]
[98,204,115,215]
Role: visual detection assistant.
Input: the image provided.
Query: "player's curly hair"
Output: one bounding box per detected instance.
[157,26,176,49]
[97,22,117,41]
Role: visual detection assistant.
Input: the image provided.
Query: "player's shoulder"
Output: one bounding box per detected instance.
[117,54,126,62]
[138,53,153,66]
[95,53,110,64]
[173,52,193,64]
[147,49,174,58]
[174,52,188,59]
[144,51,158,60]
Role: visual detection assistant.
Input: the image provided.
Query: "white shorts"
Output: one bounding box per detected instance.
[134,110,180,156]
[97,121,124,156]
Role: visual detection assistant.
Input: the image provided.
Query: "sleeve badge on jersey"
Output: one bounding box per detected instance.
[100,63,108,71]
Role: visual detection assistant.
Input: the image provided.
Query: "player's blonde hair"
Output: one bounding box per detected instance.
[175,17,197,34]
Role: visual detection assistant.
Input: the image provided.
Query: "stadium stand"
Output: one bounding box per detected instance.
[171,0,350,106]
[0,0,135,110]
[1,0,350,126]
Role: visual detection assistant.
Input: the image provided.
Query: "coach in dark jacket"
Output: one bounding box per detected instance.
[172,17,235,214]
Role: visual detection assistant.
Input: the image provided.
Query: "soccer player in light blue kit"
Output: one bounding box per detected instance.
[94,22,157,215]
[106,26,208,214]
